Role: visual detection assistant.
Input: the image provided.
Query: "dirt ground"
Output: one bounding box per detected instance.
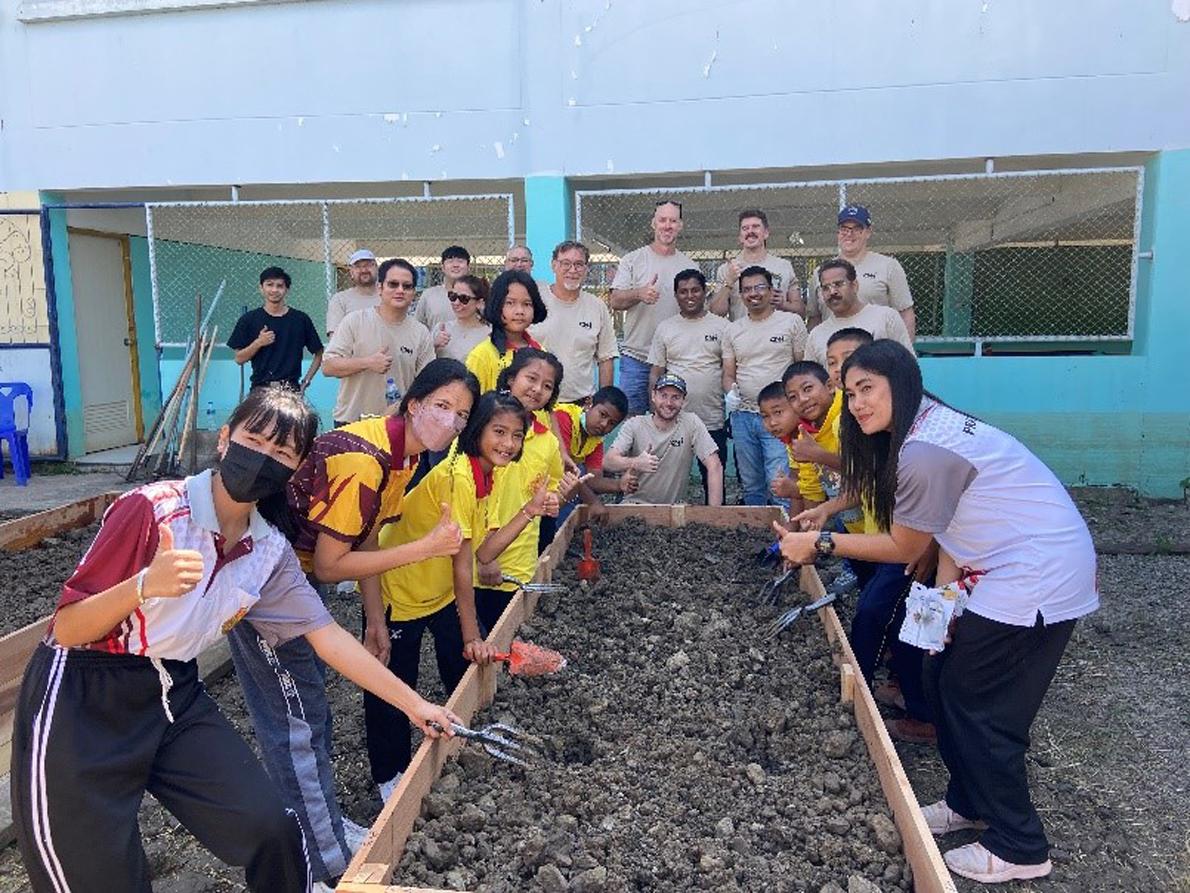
[0,487,1186,892]
[393,520,907,893]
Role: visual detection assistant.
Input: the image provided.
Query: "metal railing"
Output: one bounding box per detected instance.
[576,167,1143,343]
[146,194,517,346]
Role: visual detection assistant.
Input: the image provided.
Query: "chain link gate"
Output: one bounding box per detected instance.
[575,167,1142,344]
[145,194,516,346]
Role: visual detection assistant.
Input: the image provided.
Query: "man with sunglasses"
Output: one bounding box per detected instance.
[529,240,619,403]
[610,200,695,415]
[807,206,916,339]
[324,258,435,426]
[415,245,472,331]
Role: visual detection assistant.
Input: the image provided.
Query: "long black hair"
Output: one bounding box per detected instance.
[223,384,320,539]
[397,358,480,415]
[495,347,565,411]
[483,270,548,353]
[838,340,923,533]
[456,390,531,463]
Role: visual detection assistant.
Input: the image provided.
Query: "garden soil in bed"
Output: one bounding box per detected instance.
[0,520,100,634]
[392,520,909,893]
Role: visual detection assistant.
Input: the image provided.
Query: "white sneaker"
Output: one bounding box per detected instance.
[342,817,370,854]
[377,772,402,803]
[921,799,988,835]
[944,842,1053,883]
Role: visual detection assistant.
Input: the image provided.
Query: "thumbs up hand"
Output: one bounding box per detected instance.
[144,523,205,599]
[769,470,798,499]
[433,323,451,349]
[255,325,276,348]
[524,477,551,518]
[789,429,825,464]
[641,273,660,305]
[420,503,463,558]
[635,444,661,475]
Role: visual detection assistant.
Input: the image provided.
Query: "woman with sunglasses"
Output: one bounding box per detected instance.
[433,274,492,363]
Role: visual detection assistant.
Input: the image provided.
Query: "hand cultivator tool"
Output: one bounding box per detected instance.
[431,720,541,768]
[577,527,601,582]
[500,574,567,595]
[764,594,838,639]
[758,567,796,605]
[753,540,782,567]
[492,639,568,676]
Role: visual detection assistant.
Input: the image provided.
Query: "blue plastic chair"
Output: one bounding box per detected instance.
[0,381,34,486]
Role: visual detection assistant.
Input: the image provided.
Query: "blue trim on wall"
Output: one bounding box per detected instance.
[37,202,69,459]
[525,176,571,285]
[41,196,84,458]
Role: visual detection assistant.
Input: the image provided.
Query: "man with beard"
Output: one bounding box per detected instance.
[603,373,723,506]
[529,240,619,403]
[647,268,730,504]
[609,200,696,415]
[804,258,913,368]
[326,248,380,337]
[711,209,803,320]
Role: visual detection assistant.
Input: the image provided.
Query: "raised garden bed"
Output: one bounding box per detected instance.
[340,506,953,893]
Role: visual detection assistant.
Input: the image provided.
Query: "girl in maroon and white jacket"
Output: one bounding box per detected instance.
[11,385,459,893]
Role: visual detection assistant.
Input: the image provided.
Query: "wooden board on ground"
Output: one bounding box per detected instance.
[0,492,118,551]
[342,505,954,893]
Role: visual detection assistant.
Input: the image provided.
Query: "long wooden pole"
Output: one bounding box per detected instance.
[186,290,203,473]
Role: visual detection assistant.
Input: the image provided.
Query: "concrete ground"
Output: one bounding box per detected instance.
[0,469,133,514]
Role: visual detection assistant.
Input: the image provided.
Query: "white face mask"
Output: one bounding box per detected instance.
[410,403,465,451]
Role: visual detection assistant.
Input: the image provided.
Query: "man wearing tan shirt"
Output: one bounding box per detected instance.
[414,245,471,332]
[808,206,916,339]
[804,257,914,368]
[609,200,695,415]
[711,209,804,321]
[326,248,380,337]
[648,268,730,504]
[722,266,808,506]
[323,258,435,425]
[529,240,619,403]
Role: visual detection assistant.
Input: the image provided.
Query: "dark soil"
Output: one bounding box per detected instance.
[392,520,907,893]
[0,520,100,634]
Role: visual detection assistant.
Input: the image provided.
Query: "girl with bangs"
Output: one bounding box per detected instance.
[11,385,460,893]
[367,391,562,800]
[464,269,549,392]
[476,348,587,632]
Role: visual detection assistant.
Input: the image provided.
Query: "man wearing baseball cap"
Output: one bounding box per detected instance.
[415,245,472,331]
[809,206,916,340]
[603,373,724,506]
[326,248,379,337]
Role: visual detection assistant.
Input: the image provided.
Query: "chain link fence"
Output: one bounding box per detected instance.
[146,195,516,346]
[576,168,1142,342]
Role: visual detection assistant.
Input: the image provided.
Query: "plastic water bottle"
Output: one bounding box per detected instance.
[385,377,400,405]
[205,400,215,427]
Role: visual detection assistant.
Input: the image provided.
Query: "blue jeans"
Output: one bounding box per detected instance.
[227,622,349,883]
[730,410,790,507]
[618,355,652,415]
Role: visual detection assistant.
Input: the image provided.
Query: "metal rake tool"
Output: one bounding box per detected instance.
[431,720,541,768]
[758,567,796,606]
[764,594,838,639]
[501,574,567,595]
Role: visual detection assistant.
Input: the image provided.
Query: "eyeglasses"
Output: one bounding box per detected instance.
[447,291,475,304]
[740,284,771,295]
[555,260,588,271]
[385,282,416,291]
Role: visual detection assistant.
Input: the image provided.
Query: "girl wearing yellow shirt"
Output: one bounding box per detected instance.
[465,270,548,392]
[475,349,579,633]
[369,391,553,799]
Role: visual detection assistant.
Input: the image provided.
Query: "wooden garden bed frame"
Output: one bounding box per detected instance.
[339,504,955,893]
[0,492,234,845]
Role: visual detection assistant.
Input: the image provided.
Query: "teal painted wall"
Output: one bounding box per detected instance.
[41,193,84,457]
[525,176,571,286]
[128,236,163,425]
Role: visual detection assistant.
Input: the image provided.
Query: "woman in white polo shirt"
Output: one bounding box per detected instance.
[773,340,1097,886]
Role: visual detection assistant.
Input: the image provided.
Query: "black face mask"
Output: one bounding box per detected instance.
[219,440,293,504]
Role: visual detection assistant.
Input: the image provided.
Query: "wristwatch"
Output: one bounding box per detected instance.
[814,531,836,559]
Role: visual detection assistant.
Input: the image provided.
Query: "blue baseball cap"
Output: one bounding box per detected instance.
[837,205,872,227]
[653,373,687,395]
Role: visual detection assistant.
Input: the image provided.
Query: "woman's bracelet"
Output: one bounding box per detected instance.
[135,568,150,606]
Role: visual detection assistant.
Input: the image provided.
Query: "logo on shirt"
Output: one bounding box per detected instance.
[962,416,978,437]
[400,346,414,355]
[862,272,877,279]
[769,336,787,344]
[704,334,720,343]
[670,437,684,448]
[578,320,593,329]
